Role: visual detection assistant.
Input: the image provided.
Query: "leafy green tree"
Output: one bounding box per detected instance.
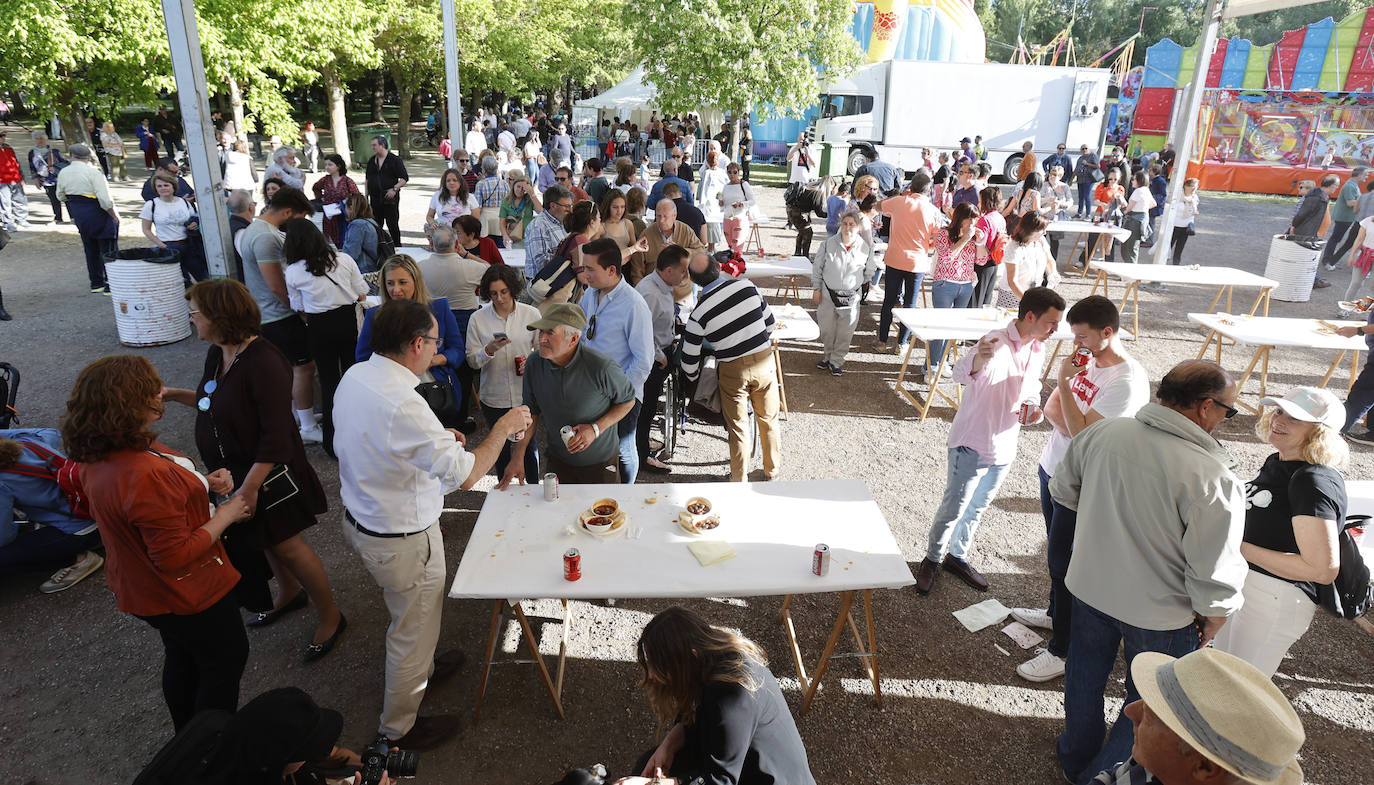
[629,0,860,151]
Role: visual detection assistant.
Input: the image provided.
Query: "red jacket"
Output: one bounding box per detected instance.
[79,445,239,617]
[0,145,22,184]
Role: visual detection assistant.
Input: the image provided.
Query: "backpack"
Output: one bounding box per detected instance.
[132,709,231,785]
[987,231,1007,264]
[0,439,91,519]
[528,234,583,303]
[364,218,395,267]
[1317,514,1373,619]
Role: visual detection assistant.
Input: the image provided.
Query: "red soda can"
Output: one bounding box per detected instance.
[515,355,526,376]
[563,548,581,581]
[1071,347,1092,368]
[812,544,830,577]
[1019,399,1037,425]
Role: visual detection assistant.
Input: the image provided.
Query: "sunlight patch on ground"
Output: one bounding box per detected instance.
[817,677,1124,721]
[1291,688,1374,732]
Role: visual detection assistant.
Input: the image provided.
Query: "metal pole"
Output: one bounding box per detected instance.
[441,0,463,165]
[161,0,233,278]
[1150,0,1224,265]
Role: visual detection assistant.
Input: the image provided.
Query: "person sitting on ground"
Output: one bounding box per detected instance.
[0,429,104,594]
[611,606,815,785]
[1086,648,1304,785]
[501,303,636,486]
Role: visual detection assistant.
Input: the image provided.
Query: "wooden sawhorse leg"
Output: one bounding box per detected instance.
[1233,346,1272,415]
[773,339,789,420]
[775,274,801,305]
[1117,281,1141,338]
[780,589,882,715]
[472,599,570,723]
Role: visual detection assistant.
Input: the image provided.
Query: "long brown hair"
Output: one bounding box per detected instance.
[636,606,766,730]
[61,356,163,462]
[947,201,979,243]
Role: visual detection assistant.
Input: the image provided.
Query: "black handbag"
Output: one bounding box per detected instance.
[255,462,300,511]
[415,381,462,429]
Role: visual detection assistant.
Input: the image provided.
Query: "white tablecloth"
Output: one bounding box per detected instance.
[1094,262,1278,290]
[1186,313,1366,351]
[742,256,812,280]
[893,307,1081,343]
[448,479,915,600]
[500,246,526,272]
[1048,219,1131,242]
[772,303,820,342]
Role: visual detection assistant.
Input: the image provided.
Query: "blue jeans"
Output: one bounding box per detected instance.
[1344,354,1374,433]
[1038,467,1078,658]
[617,399,642,484]
[1058,598,1199,785]
[925,446,1009,563]
[1077,181,1093,215]
[927,279,974,371]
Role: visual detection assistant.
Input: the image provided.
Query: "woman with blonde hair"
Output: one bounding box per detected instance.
[354,255,467,427]
[99,122,128,181]
[340,192,380,273]
[628,606,814,785]
[696,149,728,251]
[499,168,541,249]
[1214,387,1349,677]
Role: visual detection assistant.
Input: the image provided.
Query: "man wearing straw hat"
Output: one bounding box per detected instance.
[1089,647,1304,785]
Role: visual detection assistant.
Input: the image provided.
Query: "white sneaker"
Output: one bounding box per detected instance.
[299,424,324,444]
[39,551,104,594]
[1016,648,1066,682]
[1010,607,1053,630]
[1325,263,1338,271]
[15,221,33,229]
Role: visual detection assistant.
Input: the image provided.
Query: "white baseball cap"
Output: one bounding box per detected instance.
[1258,386,1345,430]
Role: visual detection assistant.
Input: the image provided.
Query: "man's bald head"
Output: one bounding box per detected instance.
[1157,360,1237,434]
[688,250,718,287]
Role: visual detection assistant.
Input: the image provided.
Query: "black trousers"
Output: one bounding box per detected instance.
[1170,225,1190,265]
[305,303,358,454]
[636,361,670,465]
[137,593,249,731]
[41,184,63,221]
[972,263,998,307]
[786,208,813,257]
[374,199,402,247]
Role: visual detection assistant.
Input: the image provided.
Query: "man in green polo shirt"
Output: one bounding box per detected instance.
[1323,166,1371,272]
[501,304,636,486]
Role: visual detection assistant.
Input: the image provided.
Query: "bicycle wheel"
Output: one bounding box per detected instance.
[661,369,679,460]
[409,132,431,149]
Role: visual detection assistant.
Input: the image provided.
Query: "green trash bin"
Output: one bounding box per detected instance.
[348,126,392,167]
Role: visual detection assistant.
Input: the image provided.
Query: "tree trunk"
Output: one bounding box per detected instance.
[410,93,423,120]
[227,72,247,134]
[392,64,413,160]
[322,64,352,168]
[730,112,743,163]
[371,72,385,123]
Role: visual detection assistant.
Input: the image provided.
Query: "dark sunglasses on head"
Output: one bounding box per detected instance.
[556,176,569,182]
[586,314,598,340]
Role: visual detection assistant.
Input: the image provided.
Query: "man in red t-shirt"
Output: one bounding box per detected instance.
[0,130,32,230]
[874,169,940,353]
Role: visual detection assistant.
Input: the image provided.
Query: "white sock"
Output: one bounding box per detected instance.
[296,408,319,429]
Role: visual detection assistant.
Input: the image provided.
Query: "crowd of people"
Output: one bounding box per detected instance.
[0,104,1366,785]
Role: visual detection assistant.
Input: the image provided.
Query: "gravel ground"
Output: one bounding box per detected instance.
[0,147,1371,784]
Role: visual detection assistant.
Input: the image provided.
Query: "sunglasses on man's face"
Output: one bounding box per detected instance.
[1207,398,1239,419]
[556,176,569,182]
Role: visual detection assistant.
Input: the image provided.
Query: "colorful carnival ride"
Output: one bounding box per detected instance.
[1133,6,1374,195]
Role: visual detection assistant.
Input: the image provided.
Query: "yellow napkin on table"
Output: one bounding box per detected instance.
[687,540,736,566]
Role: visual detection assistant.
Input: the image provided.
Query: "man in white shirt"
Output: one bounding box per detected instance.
[334,299,530,751]
[634,244,690,473]
[1012,296,1150,684]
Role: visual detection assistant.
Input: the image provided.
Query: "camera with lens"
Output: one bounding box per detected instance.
[360,743,419,785]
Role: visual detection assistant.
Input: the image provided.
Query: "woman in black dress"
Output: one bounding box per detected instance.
[616,606,815,785]
[163,279,345,662]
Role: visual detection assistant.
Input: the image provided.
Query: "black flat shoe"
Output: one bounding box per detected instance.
[304,614,347,663]
[245,590,308,628]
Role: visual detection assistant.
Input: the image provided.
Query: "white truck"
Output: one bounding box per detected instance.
[814,60,1113,181]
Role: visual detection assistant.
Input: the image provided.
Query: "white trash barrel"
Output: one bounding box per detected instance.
[106,254,191,347]
[1262,234,1321,303]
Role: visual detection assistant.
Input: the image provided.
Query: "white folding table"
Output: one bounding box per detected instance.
[1089,262,1278,337]
[448,479,915,719]
[769,304,820,419]
[1186,313,1366,413]
[1047,219,1131,276]
[741,255,811,304]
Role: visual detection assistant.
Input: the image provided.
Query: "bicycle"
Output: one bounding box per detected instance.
[660,359,688,460]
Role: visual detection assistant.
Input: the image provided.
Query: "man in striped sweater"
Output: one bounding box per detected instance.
[681,251,780,481]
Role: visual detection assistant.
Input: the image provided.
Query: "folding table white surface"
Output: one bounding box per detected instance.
[740,255,812,304]
[1089,262,1278,337]
[448,479,914,718]
[1186,313,1366,413]
[1047,219,1131,276]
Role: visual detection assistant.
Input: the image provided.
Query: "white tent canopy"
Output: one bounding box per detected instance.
[576,66,726,132]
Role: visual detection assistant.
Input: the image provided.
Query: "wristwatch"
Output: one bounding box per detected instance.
[591,423,601,438]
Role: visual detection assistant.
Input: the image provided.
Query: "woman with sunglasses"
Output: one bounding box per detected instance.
[61,355,252,731]
[355,255,467,424]
[162,279,343,663]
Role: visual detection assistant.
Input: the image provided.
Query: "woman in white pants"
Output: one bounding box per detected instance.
[1214,386,1348,677]
[811,212,875,375]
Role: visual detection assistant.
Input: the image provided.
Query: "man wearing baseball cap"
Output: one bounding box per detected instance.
[1090,648,1304,785]
[502,303,637,486]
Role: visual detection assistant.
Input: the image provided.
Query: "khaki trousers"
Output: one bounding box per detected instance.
[342,518,446,740]
[717,348,781,481]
